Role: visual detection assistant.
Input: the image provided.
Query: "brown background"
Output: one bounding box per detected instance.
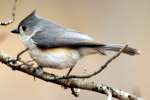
[0,0,149,100]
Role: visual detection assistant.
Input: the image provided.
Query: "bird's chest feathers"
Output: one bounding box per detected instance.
[31,48,79,61]
[20,34,36,49]
[30,48,80,69]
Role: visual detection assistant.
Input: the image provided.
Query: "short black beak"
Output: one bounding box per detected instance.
[11,29,20,34]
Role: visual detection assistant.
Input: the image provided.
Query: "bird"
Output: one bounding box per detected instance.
[11,10,139,75]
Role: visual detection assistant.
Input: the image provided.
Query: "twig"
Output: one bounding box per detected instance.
[0,49,144,100]
[0,0,17,26]
[57,45,128,80]
[16,48,29,60]
[71,88,79,97]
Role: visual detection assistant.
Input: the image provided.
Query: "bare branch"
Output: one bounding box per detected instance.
[0,50,144,100]
[71,88,79,97]
[0,0,17,26]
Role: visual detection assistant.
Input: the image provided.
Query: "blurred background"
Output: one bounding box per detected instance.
[0,0,149,100]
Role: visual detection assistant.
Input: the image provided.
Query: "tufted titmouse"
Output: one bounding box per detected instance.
[11,10,139,73]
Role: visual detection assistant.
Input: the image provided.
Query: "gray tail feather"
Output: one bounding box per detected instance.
[99,44,140,56]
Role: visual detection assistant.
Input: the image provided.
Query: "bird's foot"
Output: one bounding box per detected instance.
[33,66,43,80]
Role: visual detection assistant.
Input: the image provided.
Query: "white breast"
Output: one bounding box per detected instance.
[20,33,37,49]
[29,48,80,69]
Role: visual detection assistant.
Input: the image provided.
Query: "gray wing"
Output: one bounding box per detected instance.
[31,30,105,49]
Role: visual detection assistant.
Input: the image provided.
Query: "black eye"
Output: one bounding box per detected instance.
[22,26,27,31]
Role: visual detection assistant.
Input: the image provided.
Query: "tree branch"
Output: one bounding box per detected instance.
[0,50,144,100]
[0,0,17,26]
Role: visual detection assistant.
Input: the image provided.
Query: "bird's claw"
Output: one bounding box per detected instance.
[33,66,43,80]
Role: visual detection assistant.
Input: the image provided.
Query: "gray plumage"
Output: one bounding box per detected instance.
[11,10,139,69]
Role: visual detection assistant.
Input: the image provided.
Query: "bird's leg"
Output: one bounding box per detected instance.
[66,66,74,77]
[65,66,80,96]
[16,48,29,61]
[33,66,44,80]
[9,48,29,64]
[63,66,75,89]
